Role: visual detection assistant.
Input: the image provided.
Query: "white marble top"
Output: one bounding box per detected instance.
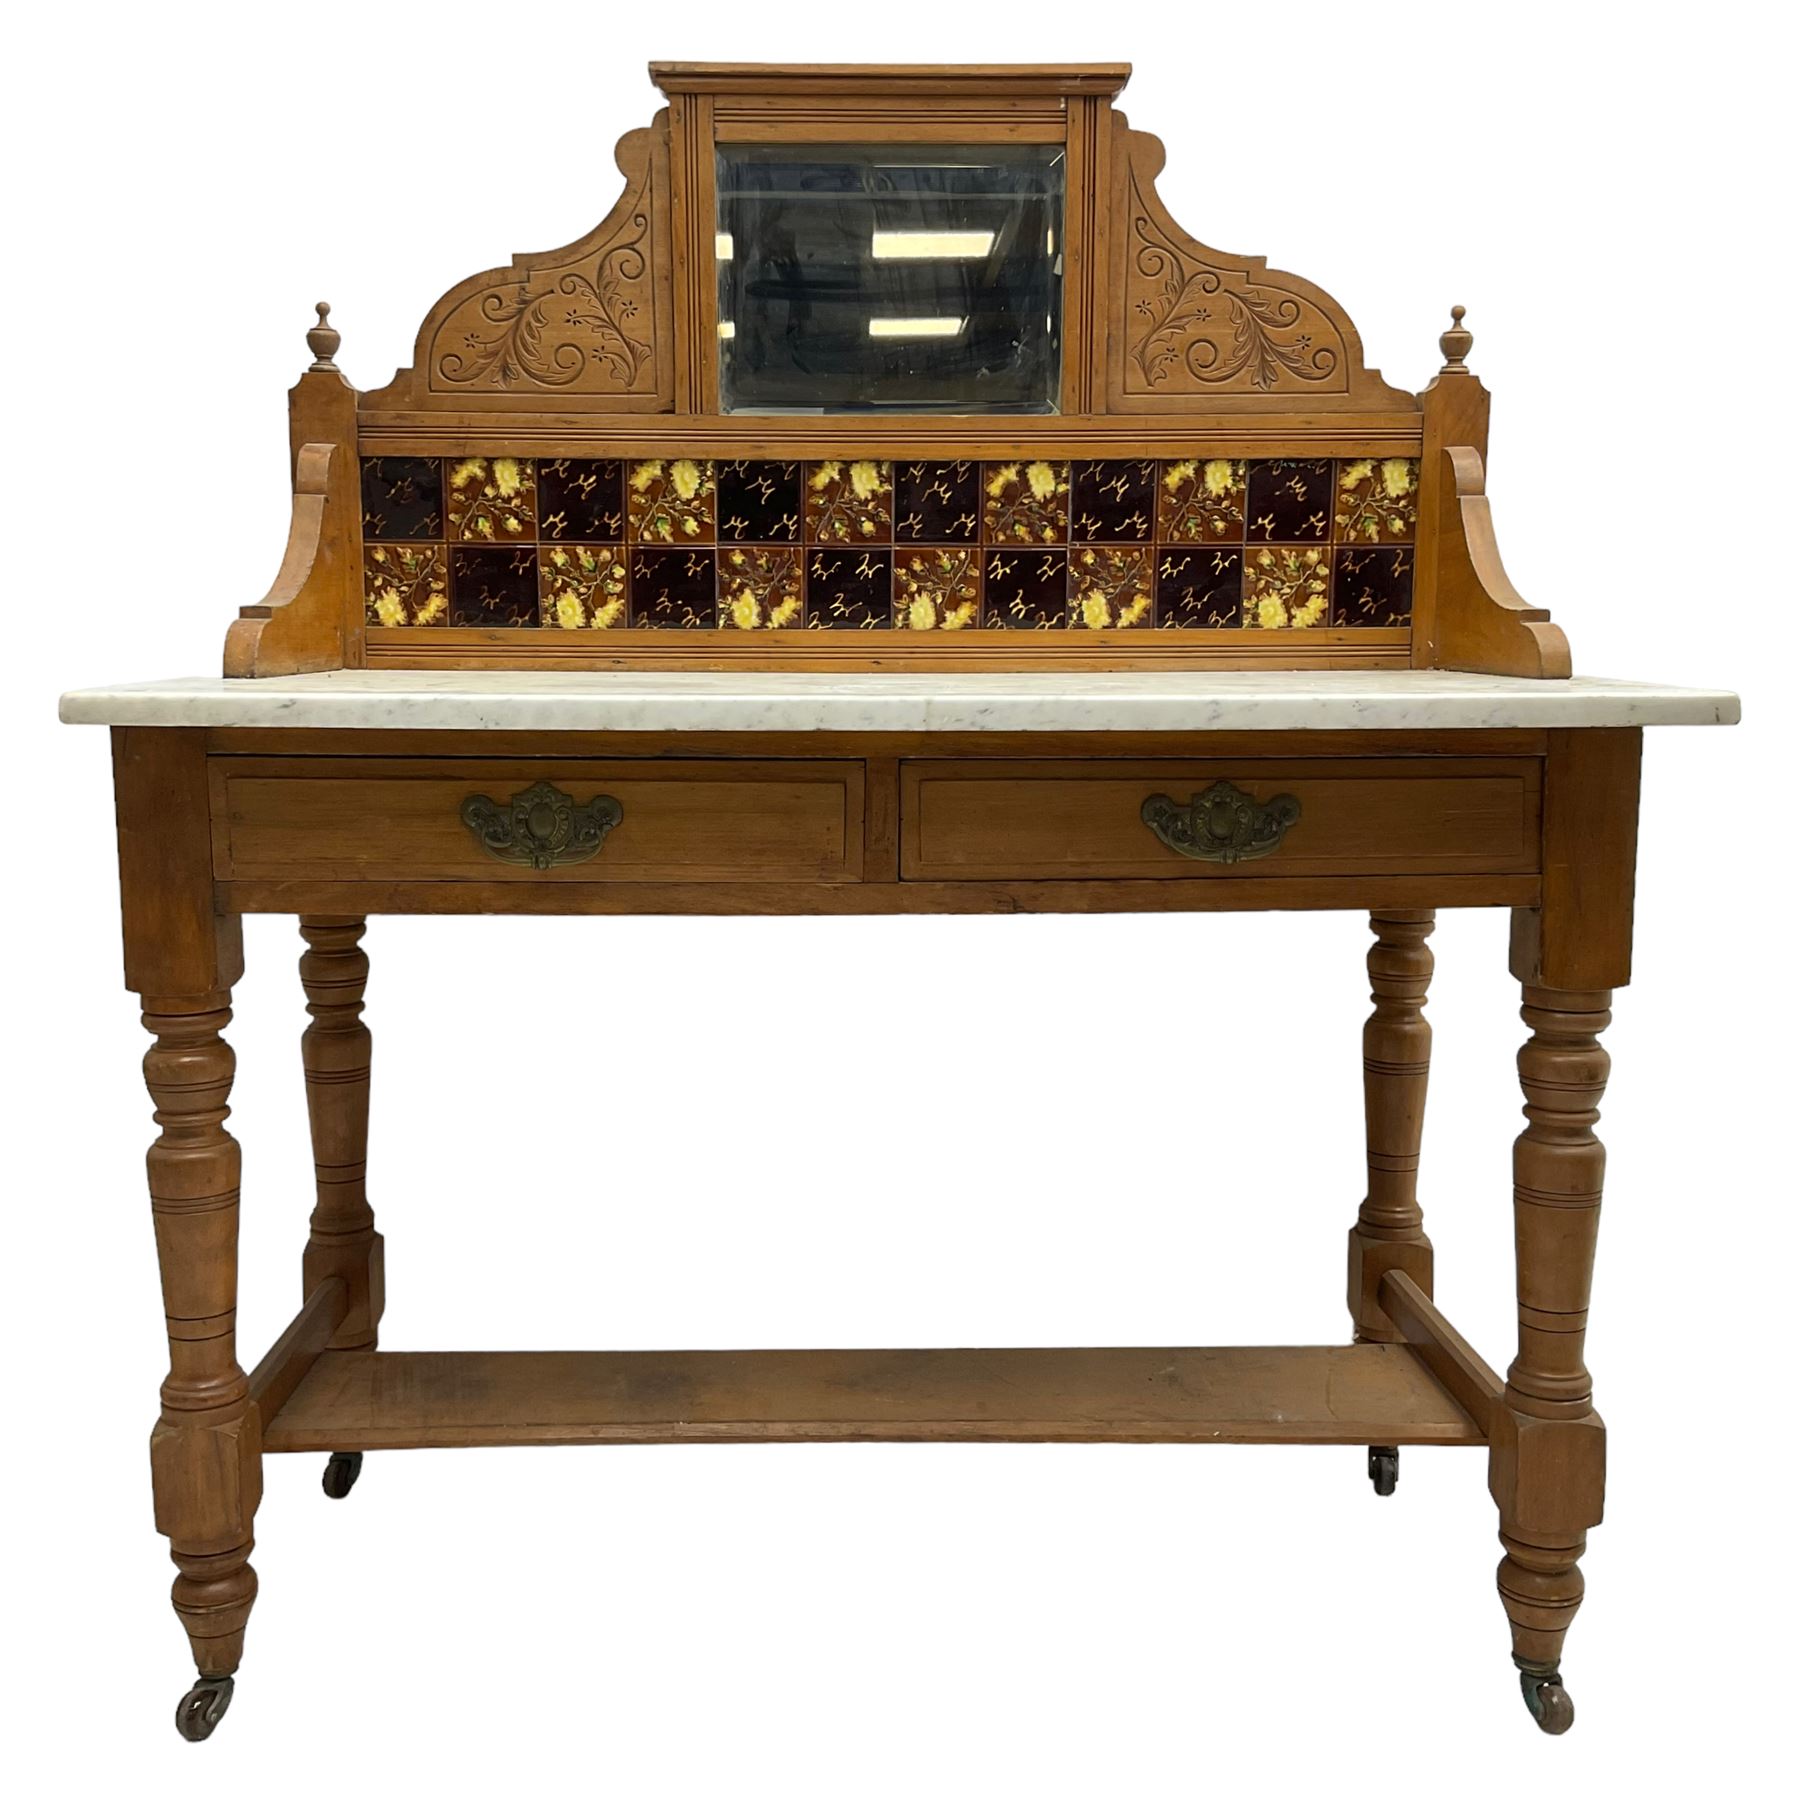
[58,669,1740,734]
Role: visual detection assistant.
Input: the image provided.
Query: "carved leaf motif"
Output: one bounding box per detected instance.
[1126,186,1342,396]
[433,198,655,395]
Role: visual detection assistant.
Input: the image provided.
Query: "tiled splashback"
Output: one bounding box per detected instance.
[360,456,1416,631]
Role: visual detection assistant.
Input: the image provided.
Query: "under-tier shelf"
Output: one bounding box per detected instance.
[260,1344,1484,1451]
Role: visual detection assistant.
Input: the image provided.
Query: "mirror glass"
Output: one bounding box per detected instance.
[716,144,1064,413]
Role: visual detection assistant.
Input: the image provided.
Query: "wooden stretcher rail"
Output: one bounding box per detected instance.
[260,1343,1487,1451]
[246,1278,348,1434]
[1378,1270,1507,1437]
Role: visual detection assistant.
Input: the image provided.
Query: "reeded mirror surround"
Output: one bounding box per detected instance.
[716,144,1064,413]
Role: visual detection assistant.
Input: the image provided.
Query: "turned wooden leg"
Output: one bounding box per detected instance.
[298,917,384,1349]
[1490,984,1611,1734]
[298,917,384,1501]
[1347,910,1436,1337]
[1348,911,1435,1494]
[142,993,259,1740]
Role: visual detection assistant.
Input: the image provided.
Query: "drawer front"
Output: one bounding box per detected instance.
[211,758,864,883]
[901,759,1541,881]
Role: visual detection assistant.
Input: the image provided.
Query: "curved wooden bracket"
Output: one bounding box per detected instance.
[223,441,352,678]
[1110,123,1416,412]
[1431,446,1570,679]
[360,123,673,413]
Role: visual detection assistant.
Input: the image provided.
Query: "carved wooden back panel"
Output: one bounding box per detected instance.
[227,62,1565,678]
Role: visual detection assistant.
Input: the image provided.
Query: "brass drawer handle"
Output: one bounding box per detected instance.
[1140,780,1301,864]
[459,780,623,870]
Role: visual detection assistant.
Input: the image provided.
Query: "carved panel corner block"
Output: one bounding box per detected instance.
[421,130,669,407]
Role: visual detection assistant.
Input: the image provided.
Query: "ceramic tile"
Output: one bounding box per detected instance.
[720,544,804,629]
[1333,457,1419,544]
[539,544,628,629]
[363,544,448,626]
[360,457,443,542]
[1157,458,1247,544]
[982,549,1069,628]
[630,548,717,627]
[805,460,894,544]
[538,458,623,542]
[1246,459,1332,543]
[894,460,981,543]
[983,460,1070,546]
[717,460,803,543]
[446,456,538,543]
[893,546,981,631]
[1334,547,1414,626]
[805,549,892,629]
[449,546,540,627]
[1243,543,1330,629]
[1071,544,1154,628]
[626,459,716,544]
[1156,547,1243,628]
[1072,460,1155,543]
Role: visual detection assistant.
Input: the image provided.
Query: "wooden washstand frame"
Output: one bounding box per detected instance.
[68,60,1741,1743]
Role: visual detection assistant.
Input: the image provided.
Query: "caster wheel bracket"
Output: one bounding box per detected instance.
[175,1674,235,1742]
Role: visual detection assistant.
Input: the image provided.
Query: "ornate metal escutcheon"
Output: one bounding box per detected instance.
[459,780,623,870]
[1140,779,1301,864]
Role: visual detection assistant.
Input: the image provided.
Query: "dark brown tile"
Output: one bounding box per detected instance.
[1157,458,1246,545]
[538,459,623,542]
[1071,544,1154,628]
[982,549,1069,628]
[360,457,443,542]
[540,544,628,629]
[893,546,981,631]
[805,548,892,629]
[627,459,716,544]
[1243,544,1331,629]
[805,459,894,545]
[1334,546,1414,626]
[720,544,804,629]
[449,546,540,626]
[363,544,448,626]
[1333,457,1419,544]
[717,460,803,543]
[1156,547,1242,628]
[1072,460,1155,543]
[631,549,717,627]
[1246,459,1332,543]
[895,460,981,543]
[447,456,537,543]
[983,460,1070,546]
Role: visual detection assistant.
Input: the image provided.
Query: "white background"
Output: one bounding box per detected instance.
[5,2,1792,1792]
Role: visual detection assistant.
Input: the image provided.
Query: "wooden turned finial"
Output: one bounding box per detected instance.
[306,301,340,371]
[1439,303,1473,372]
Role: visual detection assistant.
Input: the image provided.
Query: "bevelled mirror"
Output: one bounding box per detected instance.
[715,143,1065,413]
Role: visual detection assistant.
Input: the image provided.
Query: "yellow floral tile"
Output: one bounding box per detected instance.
[1334,458,1419,543]
[894,547,981,630]
[1071,545,1154,629]
[720,545,803,629]
[805,460,894,544]
[363,543,448,627]
[446,456,537,542]
[1243,544,1330,629]
[1158,459,1246,543]
[983,460,1070,545]
[627,458,716,544]
[539,544,627,629]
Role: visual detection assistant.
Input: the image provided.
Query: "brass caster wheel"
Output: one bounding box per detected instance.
[1367,1445,1399,1497]
[322,1450,364,1499]
[1518,1665,1575,1735]
[175,1674,234,1742]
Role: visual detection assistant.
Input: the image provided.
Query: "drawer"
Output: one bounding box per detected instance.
[900,759,1541,881]
[210,758,864,883]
